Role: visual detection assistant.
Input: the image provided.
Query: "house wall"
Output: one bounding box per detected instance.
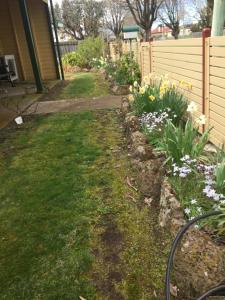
[0,0,25,79]
[27,0,57,80]
[0,0,57,81]
[8,0,34,80]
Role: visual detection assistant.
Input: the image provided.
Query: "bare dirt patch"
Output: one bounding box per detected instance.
[39,80,70,102]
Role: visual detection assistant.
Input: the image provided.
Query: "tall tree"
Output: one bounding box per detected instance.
[125,0,163,41]
[83,0,104,37]
[159,0,186,39]
[104,0,127,39]
[55,0,104,40]
[191,0,214,27]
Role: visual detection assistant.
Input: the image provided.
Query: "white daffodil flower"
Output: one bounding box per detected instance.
[196,114,206,125]
[187,101,198,114]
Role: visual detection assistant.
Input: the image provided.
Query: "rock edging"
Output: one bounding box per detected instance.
[121,97,225,299]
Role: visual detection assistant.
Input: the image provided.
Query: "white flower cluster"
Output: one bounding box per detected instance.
[140,109,173,133]
[172,155,196,178]
[92,56,109,69]
[184,199,203,226]
[198,164,225,205]
[173,156,225,209]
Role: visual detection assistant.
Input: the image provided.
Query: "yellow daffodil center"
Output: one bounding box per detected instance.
[128,94,134,102]
[149,95,155,101]
[139,87,145,94]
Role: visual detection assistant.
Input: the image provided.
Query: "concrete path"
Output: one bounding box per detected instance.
[0,95,123,129]
[25,95,122,115]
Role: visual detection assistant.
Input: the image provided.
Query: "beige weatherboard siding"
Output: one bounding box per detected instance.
[109,37,225,148]
[0,0,57,81]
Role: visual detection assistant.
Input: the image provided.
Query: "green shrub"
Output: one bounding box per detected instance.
[157,119,211,165]
[62,37,105,69]
[114,54,141,85]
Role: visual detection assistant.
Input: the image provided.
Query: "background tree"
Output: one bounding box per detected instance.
[125,0,163,41]
[191,0,214,28]
[104,0,128,39]
[159,0,186,39]
[55,0,104,40]
[83,0,104,37]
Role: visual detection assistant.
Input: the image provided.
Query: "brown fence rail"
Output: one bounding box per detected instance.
[109,36,225,148]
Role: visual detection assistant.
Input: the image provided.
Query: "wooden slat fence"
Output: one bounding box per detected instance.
[109,36,225,148]
[152,38,203,123]
[208,37,225,146]
[57,41,77,56]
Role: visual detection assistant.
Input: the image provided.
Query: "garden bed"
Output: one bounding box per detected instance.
[120,76,225,299]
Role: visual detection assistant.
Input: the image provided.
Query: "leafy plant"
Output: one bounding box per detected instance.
[62,37,105,69]
[157,119,211,165]
[131,83,187,125]
[114,54,141,85]
[215,159,225,195]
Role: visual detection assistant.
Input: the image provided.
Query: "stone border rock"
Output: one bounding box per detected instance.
[121,97,225,299]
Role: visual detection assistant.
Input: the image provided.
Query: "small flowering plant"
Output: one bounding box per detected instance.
[157,119,211,165]
[170,154,225,232]
[129,74,187,124]
[140,109,175,145]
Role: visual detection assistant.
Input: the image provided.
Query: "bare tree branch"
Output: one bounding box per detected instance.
[125,0,163,41]
[159,0,186,39]
[104,0,128,39]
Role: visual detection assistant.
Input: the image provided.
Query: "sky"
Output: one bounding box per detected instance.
[52,0,197,27]
[53,0,62,4]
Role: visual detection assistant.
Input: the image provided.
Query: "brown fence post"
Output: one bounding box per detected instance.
[202,28,211,132]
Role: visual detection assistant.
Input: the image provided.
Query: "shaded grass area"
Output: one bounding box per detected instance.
[60,72,109,100]
[0,111,170,299]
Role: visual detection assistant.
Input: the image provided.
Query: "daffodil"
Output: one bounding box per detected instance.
[149,95,155,101]
[129,85,133,92]
[139,86,146,94]
[133,81,138,88]
[187,82,193,90]
[187,101,198,114]
[160,87,165,99]
[179,80,185,87]
[172,82,177,89]
[161,80,169,89]
[143,75,149,84]
[196,114,206,125]
[160,86,165,95]
[128,94,134,102]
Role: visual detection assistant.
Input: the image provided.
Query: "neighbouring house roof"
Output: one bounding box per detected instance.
[151,26,172,34]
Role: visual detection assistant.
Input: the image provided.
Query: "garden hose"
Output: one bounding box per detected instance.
[197,285,225,299]
[165,210,223,300]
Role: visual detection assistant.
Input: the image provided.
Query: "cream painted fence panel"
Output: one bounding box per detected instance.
[152,38,203,121]
[208,37,225,147]
[109,38,225,147]
[140,42,151,78]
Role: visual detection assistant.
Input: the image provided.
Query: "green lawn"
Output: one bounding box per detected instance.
[60,72,109,99]
[0,111,170,299]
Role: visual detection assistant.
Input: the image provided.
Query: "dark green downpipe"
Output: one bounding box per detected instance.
[44,2,61,80]
[49,0,64,80]
[18,0,44,93]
